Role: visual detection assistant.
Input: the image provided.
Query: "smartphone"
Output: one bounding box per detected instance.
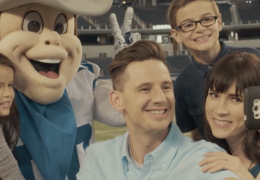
[244,86,260,130]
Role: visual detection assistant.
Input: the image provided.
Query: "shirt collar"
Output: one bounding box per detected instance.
[149,123,182,171]
[121,131,131,168]
[121,123,183,171]
[191,41,228,77]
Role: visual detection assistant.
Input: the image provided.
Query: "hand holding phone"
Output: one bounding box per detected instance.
[244,86,260,130]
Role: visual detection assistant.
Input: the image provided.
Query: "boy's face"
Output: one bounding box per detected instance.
[171,1,222,53]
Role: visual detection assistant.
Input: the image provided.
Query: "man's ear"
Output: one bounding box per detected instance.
[217,14,223,32]
[171,29,182,44]
[109,90,124,111]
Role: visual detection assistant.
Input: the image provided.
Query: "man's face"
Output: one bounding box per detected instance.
[121,60,174,134]
[0,4,82,104]
[171,0,222,53]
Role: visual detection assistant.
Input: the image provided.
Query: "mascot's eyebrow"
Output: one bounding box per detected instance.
[24,4,39,14]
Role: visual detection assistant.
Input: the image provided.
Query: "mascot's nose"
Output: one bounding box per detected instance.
[44,31,60,46]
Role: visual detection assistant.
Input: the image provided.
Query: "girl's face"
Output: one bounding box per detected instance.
[205,82,247,140]
[0,65,14,116]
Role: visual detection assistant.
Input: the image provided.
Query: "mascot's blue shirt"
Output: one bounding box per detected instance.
[15,67,95,180]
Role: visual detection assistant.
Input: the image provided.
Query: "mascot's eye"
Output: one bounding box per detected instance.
[23,11,43,33]
[54,14,67,34]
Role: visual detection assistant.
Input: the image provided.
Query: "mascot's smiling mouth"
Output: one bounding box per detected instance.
[29,59,60,79]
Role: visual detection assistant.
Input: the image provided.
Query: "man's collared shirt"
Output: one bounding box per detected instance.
[77,123,239,180]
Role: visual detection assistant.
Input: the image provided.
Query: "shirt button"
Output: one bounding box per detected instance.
[208,66,212,69]
[143,178,147,180]
[196,109,200,113]
[162,164,166,167]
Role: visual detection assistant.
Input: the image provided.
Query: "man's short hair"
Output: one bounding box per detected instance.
[109,40,167,92]
[167,0,220,29]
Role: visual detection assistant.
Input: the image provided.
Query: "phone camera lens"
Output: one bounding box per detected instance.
[254,105,258,112]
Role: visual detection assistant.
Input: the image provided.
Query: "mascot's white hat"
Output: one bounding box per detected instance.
[0,0,113,16]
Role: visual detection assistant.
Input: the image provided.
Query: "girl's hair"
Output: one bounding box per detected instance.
[0,54,20,150]
[204,52,260,164]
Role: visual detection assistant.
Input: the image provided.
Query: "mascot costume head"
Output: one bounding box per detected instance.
[0,0,111,104]
[0,0,113,179]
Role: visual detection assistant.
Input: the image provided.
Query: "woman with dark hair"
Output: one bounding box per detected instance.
[199,52,260,180]
[0,54,24,179]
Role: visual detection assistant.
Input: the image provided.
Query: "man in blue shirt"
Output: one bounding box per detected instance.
[168,0,260,140]
[77,40,240,180]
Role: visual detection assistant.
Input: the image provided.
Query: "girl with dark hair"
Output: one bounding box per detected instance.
[199,52,260,180]
[0,54,24,179]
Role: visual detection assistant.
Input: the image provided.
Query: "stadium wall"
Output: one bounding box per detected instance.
[82,44,175,58]
[82,39,260,58]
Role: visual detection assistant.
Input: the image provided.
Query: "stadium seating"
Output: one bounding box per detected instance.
[166,62,180,74]
[81,3,235,28]
[157,0,172,3]
[77,16,95,29]
[84,55,191,77]
[239,6,260,22]
[87,58,113,76]
[89,6,141,29]
[167,56,191,71]
[134,6,168,27]
[217,3,232,25]
[79,1,260,30]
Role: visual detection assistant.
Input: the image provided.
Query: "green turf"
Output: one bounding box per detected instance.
[94,121,127,142]
[94,117,190,142]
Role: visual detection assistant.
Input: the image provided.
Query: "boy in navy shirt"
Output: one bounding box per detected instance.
[168,0,260,140]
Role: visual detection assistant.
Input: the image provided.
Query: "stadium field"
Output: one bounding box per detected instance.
[94,118,190,142]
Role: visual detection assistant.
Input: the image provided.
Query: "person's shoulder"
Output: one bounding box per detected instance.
[77,65,88,72]
[77,65,96,76]
[73,65,97,84]
[176,63,194,79]
[86,133,126,156]
[227,45,260,56]
[179,136,226,154]
[174,63,194,87]
[191,139,226,155]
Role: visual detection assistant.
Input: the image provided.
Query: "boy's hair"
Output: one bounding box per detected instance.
[167,0,220,29]
[109,40,167,92]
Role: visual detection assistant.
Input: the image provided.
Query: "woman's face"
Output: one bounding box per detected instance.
[0,65,14,117]
[205,82,247,140]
